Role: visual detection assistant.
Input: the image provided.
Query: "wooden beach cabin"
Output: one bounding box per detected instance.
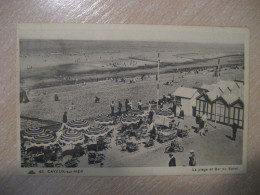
[196,80,244,128]
[173,87,200,116]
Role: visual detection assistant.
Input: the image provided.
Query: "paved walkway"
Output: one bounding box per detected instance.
[78,115,243,167]
[21,103,243,167]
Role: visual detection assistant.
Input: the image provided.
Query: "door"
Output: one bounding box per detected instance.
[192,106,196,117]
[216,103,225,123]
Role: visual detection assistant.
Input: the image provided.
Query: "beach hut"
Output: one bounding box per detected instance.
[173,87,200,116]
[196,93,244,128]
[196,80,244,128]
[228,98,244,127]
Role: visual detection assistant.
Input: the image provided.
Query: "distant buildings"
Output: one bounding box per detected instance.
[196,80,244,128]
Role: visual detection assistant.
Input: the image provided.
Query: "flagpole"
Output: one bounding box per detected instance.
[157,52,160,110]
[214,58,220,128]
[218,58,220,82]
[214,95,217,128]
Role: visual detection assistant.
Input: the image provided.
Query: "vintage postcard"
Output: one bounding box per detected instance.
[17,24,249,176]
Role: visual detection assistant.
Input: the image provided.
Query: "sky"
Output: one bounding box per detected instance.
[18,24,248,45]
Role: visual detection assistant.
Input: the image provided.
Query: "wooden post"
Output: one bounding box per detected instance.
[214,96,218,128]
[157,53,160,110]
[218,58,220,82]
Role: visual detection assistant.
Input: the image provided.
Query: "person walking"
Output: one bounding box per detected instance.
[196,114,201,133]
[110,101,115,116]
[54,94,59,101]
[95,96,100,103]
[204,123,208,136]
[169,153,176,166]
[71,102,75,110]
[189,150,196,166]
[149,119,157,140]
[60,111,68,131]
[148,102,152,112]
[148,110,154,124]
[172,100,177,117]
[125,99,129,113]
[137,100,142,110]
[118,101,122,115]
[232,123,238,141]
[199,117,205,136]
[179,106,184,119]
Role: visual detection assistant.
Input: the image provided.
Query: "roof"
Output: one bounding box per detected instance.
[218,80,235,92]
[200,84,210,92]
[199,80,244,103]
[173,87,198,99]
[200,84,223,95]
[222,94,239,105]
[207,91,218,101]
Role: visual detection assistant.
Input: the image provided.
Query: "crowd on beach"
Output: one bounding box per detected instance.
[109,99,143,116]
[56,94,196,166]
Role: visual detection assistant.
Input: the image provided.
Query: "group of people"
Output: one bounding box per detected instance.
[169,150,196,167]
[110,99,143,116]
[196,113,238,140]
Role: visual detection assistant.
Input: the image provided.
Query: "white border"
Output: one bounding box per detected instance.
[17,24,249,176]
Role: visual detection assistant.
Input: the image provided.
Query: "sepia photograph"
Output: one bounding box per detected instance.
[17,24,249,176]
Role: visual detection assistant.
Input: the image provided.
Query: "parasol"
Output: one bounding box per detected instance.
[86,125,111,139]
[31,133,57,147]
[156,110,173,117]
[23,127,45,139]
[94,115,113,125]
[67,119,89,131]
[60,129,85,145]
[120,115,141,126]
[128,110,145,117]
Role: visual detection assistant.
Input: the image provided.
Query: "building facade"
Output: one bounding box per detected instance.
[173,87,200,116]
[196,80,244,128]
